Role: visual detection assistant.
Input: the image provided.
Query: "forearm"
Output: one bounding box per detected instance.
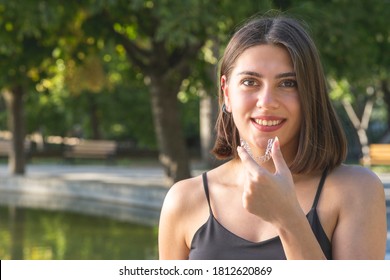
[277,212,327,260]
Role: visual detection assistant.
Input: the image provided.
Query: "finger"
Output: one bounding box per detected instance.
[271,136,290,176]
[237,145,268,199]
[237,145,262,173]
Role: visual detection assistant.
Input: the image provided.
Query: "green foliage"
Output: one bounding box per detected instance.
[290,0,389,93]
[286,0,389,144]
[0,0,389,152]
[0,0,80,87]
[329,78,351,101]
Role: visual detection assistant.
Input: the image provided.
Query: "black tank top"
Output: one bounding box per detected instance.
[189,170,332,260]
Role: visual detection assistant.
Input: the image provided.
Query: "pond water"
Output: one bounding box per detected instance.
[1,201,389,260]
[0,206,158,260]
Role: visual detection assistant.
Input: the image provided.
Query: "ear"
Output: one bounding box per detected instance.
[221,75,231,112]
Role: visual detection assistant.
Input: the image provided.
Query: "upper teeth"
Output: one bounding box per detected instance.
[255,119,282,126]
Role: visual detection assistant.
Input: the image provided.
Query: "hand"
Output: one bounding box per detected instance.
[237,137,299,224]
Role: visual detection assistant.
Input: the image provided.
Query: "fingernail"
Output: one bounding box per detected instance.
[274,136,280,150]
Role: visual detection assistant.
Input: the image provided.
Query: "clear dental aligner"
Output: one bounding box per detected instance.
[240,138,275,164]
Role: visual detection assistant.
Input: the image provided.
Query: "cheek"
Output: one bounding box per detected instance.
[230,98,254,134]
[229,93,254,111]
[230,98,254,128]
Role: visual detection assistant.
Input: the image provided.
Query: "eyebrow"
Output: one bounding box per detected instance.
[237,71,296,79]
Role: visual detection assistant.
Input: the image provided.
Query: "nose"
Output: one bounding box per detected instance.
[256,84,279,109]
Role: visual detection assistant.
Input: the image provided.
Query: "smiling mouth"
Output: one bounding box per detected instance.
[253,119,283,126]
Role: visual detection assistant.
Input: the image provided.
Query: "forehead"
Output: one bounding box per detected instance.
[232,44,293,75]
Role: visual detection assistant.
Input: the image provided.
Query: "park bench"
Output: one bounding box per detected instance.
[367,144,390,166]
[63,140,117,163]
[0,139,31,157]
[0,140,10,157]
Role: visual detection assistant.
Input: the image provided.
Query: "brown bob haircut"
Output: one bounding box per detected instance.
[212,15,347,174]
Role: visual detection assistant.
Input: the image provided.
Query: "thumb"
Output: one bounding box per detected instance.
[271,137,290,176]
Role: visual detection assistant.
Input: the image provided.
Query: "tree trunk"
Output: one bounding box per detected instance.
[112,16,203,184]
[342,98,373,165]
[87,93,102,140]
[199,51,219,169]
[200,93,218,168]
[2,86,26,175]
[149,75,191,184]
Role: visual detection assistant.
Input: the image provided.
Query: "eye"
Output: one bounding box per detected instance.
[280,79,297,88]
[242,79,258,87]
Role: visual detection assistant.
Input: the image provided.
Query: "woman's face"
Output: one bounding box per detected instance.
[222,44,302,158]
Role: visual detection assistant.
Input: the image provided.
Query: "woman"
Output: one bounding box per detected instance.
[158,15,387,260]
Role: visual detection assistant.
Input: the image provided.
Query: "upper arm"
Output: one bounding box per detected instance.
[158,182,190,259]
[331,167,387,259]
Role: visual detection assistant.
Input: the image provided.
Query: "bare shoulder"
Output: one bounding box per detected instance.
[160,174,206,218]
[330,164,383,187]
[326,165,387,259]
[327,164,385,203]
[159,174,209,259]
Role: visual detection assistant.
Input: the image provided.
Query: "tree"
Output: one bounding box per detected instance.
[76,0,222,182]
[0,0,78,174]
[0,1,113,173]
[289,0,390,162]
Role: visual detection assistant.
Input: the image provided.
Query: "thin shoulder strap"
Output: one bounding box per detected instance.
[202,172,212,213]
[311,168,329,209]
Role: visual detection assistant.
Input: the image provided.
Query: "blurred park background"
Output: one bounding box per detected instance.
[0,0,389,260]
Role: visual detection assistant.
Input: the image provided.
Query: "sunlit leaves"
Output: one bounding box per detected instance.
[329,78,352,102]
[65,56,107,94]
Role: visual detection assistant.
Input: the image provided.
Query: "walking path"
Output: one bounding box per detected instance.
[1,163,388,191]
[0,163,169,226]
[0,162,205,226]
[1,163,388,202]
